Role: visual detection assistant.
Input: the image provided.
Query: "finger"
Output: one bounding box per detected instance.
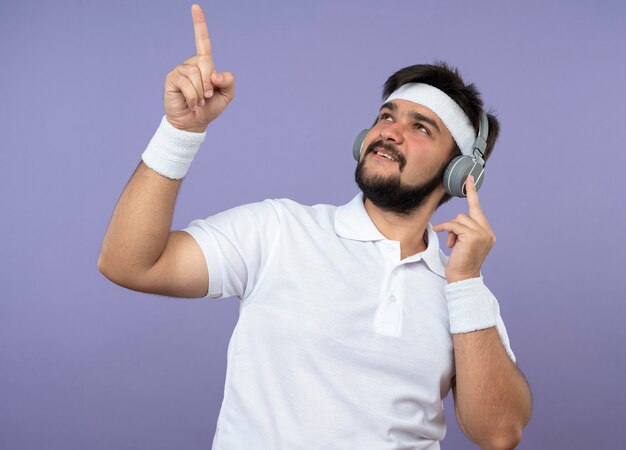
[176,65,205,106]
[190,4,215,98]
[447,232,457,248]
[464,175,491,229]
[173,72,201,111]
[465,175,486,218]
[191,4,212,56]
[211,71,235,99]
[432,221,472,236]
[452,213,482,231]
[184,54,214,99]
[198,56,215,99]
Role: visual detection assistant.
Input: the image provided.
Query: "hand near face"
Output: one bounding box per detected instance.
[432,176,496,283]
[164,3,235,132]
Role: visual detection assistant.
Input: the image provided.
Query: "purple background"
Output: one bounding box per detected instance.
[1,0,625,448]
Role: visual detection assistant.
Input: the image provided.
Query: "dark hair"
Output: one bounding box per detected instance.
[382,61,500,208]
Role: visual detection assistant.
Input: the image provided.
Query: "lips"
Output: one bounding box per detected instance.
[364,139,405,170]
[371,147,399,162]
[370,146,400,163]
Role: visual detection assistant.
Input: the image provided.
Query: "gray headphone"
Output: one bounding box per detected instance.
[352,108,489,198]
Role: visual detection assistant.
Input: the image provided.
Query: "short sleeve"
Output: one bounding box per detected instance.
[180,199,281,301]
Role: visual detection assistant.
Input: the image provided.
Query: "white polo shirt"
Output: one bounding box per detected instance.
[182,192,515,450]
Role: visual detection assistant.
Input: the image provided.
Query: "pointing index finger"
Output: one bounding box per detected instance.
[191,3,212,56]
[465,175,483,217]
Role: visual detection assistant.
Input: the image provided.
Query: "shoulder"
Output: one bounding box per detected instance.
[269,197,337,218]
[267,197,338,230]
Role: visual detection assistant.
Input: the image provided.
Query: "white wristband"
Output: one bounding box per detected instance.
[444,276,498,334]
[141,115,206,179]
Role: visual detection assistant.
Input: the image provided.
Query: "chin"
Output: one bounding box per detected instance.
[355,158,444,215]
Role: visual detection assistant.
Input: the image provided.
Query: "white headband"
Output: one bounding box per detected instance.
[384,83,476,154]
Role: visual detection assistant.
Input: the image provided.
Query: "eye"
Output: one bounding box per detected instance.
[413,123,430,135]
[379,112,393,122]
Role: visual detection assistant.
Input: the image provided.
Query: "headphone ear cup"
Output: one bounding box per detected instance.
[353,129,369,161]
[443,155,485,197]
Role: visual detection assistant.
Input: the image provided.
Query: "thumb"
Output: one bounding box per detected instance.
[211,71,235,99]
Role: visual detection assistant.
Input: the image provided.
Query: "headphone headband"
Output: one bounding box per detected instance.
[474,109,489,160]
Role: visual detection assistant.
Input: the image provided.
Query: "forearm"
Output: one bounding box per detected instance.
[453,326,532,449]
[98,112,206,282]
[98,161,182,280]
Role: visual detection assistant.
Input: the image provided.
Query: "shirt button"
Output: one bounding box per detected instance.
[389,295,397,303]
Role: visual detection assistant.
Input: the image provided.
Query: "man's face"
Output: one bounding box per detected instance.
[354,99,455,215]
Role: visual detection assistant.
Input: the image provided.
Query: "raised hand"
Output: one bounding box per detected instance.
[164,3,235,132]
[432,175,497,283]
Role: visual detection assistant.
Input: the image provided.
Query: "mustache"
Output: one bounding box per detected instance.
[365,139,406,170]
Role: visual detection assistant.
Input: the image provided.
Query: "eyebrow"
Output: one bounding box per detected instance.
[379,101,441,134]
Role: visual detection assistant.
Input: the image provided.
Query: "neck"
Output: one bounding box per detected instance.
[363,194,439,259]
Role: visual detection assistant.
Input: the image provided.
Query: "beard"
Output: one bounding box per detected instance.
[354,139,448,216]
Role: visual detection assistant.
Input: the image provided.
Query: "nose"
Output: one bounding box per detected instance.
[379,121,404,144]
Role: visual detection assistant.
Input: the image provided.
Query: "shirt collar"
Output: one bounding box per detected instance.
[334,192,448,279]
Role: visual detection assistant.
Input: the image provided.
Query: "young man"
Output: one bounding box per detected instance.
[98,4,532,449]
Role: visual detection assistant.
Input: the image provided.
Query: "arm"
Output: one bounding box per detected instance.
[98,4,234,297]
[97,161,208,297]
[451,326,532,450]
[433,176,532,448]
